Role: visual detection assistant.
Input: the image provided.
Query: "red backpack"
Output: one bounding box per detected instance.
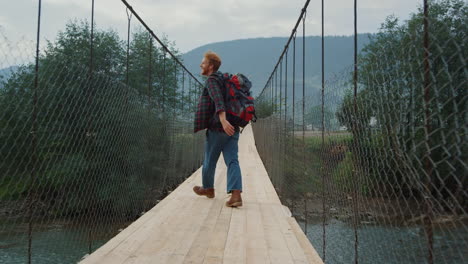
[220,73,257,128]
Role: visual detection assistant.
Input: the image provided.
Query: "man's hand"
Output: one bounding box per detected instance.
[219,111,235,136]
[221,119,235,136]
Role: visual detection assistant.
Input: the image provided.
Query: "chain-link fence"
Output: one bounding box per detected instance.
[253,0,467,263]
[0,1,204,263]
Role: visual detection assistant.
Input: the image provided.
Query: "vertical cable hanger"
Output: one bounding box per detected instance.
[162,50,166,114]
[87,0,96,254]
[29,0,42,262]
[285,49,288,133]
[352,0,359,263]
[291,31,297,215]
[125,7,132,102]
[148,32,153,112]
[302,9,307,235]
[321,0,326,260]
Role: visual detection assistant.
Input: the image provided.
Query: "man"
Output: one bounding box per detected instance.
[193,51,243,207]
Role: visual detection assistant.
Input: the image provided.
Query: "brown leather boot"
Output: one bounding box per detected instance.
[225,190,243,207]
[193,186,215,198]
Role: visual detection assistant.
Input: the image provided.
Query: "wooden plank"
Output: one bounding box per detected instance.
[85,194,194,264]
[124,197,210,263]
[102,168,201,264]
[201,204,232,263]
[223,206,247,264]
[119,194,198,264]
[245,202,269,264]
[270,204,309,264]
[287,218,324,264]
[240,167,269,264]
[180,198,224,263]
[260,203,295,264]
[172,169,228,264]
[80,170,201,264]
[202,256,222,264]
[124,167,228,264]
[250,165,268,204]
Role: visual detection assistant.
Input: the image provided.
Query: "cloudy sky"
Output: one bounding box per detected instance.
[1,0,422,54]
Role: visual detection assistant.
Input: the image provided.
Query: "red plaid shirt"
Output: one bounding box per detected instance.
[194,72,226,133]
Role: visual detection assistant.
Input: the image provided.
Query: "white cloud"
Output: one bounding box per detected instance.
[4,0,422,53]
[0,15,10,28]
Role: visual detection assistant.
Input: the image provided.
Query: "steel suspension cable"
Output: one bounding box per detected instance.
[120,0,202,86]
[258,0,311,98]
[148,33,153,112]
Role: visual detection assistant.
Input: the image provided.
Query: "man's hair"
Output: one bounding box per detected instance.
[204,51,222,71]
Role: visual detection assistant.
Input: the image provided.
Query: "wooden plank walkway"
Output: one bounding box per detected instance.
[80,125,323,264]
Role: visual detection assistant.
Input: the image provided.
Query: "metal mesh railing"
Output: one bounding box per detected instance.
[253,0,467,263]
[0,1,204,263]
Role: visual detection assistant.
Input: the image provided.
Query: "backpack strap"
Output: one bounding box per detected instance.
[208,74,227,99]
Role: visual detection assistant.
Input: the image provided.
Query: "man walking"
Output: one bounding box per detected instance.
[193,51,243,207]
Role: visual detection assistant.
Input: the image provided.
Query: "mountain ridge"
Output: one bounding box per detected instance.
[182,34,372,96]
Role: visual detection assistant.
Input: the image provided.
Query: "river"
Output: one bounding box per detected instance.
[0,220,113,264]
[302,218,468,264]
[1,218,467,263]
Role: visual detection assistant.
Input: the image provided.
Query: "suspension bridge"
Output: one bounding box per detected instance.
[0,0,466,263]
[80,125,323,263]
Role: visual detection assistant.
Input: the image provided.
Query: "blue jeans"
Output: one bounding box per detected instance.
[202,129,242,193]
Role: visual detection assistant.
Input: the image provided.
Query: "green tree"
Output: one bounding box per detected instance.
[336,0,466,209]
[0,20,185,217]
[305,105,334,130]
[256,97,276,118]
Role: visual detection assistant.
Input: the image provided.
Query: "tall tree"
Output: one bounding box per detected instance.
[336,0,466,209]
[0,20,184,217]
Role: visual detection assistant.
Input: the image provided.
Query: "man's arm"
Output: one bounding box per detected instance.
[219,111,235,136]
[206,77,235,136]
[205,77,225,115]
